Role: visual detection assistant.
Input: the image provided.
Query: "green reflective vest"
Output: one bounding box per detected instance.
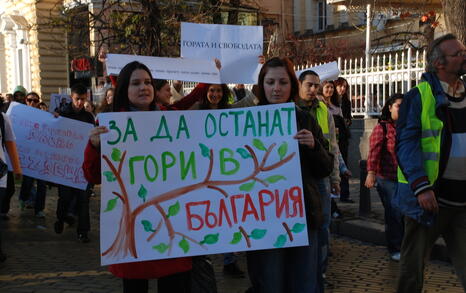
[397,81,443,185]
[315,100,330,141]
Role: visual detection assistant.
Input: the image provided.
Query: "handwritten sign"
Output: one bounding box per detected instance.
[295,61,340,82]
[7,102,93,190]
[181,22,263,84]
[98,103,308,265]
[106,54,221,84]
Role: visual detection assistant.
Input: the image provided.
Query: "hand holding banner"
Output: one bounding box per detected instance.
[181,22,263,84]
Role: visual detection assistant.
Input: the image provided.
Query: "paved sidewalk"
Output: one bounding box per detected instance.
[0,181,463,292]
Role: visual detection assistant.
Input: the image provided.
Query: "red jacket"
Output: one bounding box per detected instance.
[83,83,207,279]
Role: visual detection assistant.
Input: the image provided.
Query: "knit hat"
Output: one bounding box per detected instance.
[13,85,27,95]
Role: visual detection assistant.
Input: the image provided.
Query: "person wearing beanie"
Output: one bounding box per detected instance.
[12,86,27,104]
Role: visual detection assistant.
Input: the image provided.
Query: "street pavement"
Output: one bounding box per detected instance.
[0,182,463,293]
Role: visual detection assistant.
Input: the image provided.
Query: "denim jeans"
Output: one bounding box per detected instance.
[375,177,404,253]
[19,175,47,214]
[247,229,319,293]
[397,208,466,293]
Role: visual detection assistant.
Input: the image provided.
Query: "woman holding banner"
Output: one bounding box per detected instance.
[83,61,210,293]
[246,57,333,293]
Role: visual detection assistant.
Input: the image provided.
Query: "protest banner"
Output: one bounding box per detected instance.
[181,22,263,84]
[106,54,221,84]
[7,102,93,190]
[295,61,340,81]
[98,103,309,265]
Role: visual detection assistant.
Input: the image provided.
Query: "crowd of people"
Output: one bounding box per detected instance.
[0,33,464,293]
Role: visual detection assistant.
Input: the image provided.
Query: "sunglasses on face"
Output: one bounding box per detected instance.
[27,98,39,103]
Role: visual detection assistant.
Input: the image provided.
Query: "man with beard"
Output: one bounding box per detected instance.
[395,34,466,292]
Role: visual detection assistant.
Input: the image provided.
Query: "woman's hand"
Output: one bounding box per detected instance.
[214,58,222,70]
[294,129,315,149]
[364,172,376,188]
[258,55,265,64]
[89,126,109,148]
[98,46,108,63]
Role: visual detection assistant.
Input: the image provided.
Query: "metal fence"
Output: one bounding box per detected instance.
[337,48,426,117]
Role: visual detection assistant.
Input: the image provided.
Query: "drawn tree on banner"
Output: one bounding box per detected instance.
[101,139,307,259]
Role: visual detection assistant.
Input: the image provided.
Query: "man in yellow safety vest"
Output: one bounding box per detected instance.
[395,34,466,293]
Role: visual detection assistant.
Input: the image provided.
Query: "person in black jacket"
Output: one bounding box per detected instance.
[246,57,333,293]
[54,84,95,243]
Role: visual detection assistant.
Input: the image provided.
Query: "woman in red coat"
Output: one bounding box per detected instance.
[83,61,207,293]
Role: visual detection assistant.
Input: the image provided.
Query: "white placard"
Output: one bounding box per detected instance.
[181,22,263,84]
[295,62,340,82]
[99,103,309,265]
[7,102,93,190]
[49,94,71,113]
[106,54,221,84]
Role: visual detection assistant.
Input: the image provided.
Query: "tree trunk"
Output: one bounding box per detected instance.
[441,0,466,44]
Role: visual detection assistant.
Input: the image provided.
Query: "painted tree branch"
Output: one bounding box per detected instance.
[239,226,251,248]
[282,222,293,242]
[173,232,206,250]
[253,177,269,187]
[112,192,125,204]
[147,220,163,242]
[207,185,229,198]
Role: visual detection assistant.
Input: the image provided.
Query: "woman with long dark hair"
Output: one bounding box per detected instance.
[83,61,208,293]
[98,87,114,113]
[334,77,352,126]
[247,57,333,293]
[365,93,404,261]
[191,83,231,110]
[321,80,353,204]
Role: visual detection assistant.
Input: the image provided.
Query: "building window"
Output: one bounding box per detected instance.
[318,1,327,31]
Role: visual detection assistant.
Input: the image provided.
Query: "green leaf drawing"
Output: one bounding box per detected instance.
[138,184,147,202]
[179,238,190,253]
[265,175,286,184]
[152,243,169,253]
[103,171,116,182]
[239,181,255,192]
[291,223,306,233]
[250,229,267,240]
[141,220,155,232]
[167,201,181,218]
[199,143,211,158]
[103,198,118,212]
[230,231,242,244]
[200,233,219,245]
[252,139,267,151]
[236,148,252,159]
[111,148,122,162]
[277,142,288,160]
[274,234,287,248]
